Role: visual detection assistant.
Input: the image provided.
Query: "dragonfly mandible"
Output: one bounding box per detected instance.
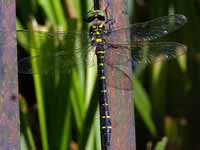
[17,10,187,148]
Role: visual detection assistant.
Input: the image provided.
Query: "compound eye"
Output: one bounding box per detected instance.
[98,15,105,21]
[87,16,95,22]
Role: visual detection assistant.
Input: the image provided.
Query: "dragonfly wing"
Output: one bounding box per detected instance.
[105,63,132,90]
[106,42,187,67]
[18,46,95,75]
[131,42,187,66]
[104,42,186,90]
[17,30,90,53]
[17,30,95,74]
[105,47,133,90]
[107,14,187,44]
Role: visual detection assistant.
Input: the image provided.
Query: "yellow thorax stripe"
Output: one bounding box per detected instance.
[99,24,103,28]
[96,31,100,35]
[96,38,102,43]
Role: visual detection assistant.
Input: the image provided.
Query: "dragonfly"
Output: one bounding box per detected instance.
[17,10,187,149]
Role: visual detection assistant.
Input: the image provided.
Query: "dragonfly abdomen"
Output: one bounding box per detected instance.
[96,48,111,147]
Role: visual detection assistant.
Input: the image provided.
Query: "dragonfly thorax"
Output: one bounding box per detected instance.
[89,22,107,47]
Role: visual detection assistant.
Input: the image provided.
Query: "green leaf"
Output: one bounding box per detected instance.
[20,134,29,150]
[154,137,168,150]
[37,0,66,27]
[78,84,99,150]
[133,76,157,136]
[19,96,36,150]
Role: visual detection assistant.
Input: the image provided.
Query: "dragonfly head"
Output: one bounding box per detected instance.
[87,11,107,46]
[86,10,105,23]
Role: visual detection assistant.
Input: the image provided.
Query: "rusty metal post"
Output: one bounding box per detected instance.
[0,0,19,149]
[102,0,136,149]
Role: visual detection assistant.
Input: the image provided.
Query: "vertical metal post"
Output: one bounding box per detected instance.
[102,0,136,149]
[0,0,19,149]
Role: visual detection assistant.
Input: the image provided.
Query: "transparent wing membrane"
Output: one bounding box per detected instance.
[16,14,187,89]
[106,42,187,66]
[131,42,187,66]
[17,30,90,52]
[108,14,187,44]
[17,30,95,74]
[105,64,132,90]
[104,42,187,90]
[18,48,96,75]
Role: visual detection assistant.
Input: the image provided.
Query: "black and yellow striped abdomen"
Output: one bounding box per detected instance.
[96,47,112,147]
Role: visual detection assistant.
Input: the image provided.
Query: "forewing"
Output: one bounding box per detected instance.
[17,30,95,75]
[17,29,90,54]
[107,14,187,44]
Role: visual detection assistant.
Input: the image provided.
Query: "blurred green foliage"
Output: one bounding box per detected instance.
[17,0,200,150]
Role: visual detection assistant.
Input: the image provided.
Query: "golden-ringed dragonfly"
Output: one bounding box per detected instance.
[16,9,187,148]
